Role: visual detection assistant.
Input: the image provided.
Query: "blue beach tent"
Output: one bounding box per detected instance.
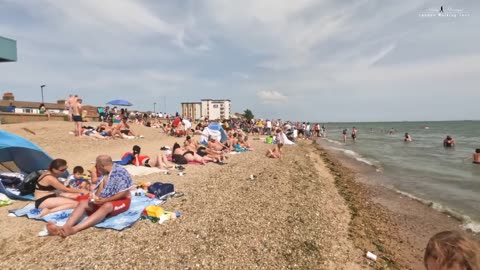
[0,130,54,200]
[0,130,53,173]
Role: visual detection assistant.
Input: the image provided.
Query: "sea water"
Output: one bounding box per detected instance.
[319,121,480,232]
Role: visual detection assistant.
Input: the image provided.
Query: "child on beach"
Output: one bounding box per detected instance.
[424,230,480,270]
[67,166,90,190]
[59,166,90,200]
[266,143,283,159]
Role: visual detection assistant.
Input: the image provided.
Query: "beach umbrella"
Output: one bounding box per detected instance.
[0,130,53,174]
[106,99,133,106]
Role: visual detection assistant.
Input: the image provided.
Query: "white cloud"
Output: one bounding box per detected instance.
[257,90,288,104]
[1,0,479,121]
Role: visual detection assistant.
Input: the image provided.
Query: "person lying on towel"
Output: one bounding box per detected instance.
[121,145,174,170]
[47,155,133,237]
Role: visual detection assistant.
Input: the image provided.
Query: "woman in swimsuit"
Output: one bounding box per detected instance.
[34,159,85,217]
[173,142,212,164]
[128,145,174,169]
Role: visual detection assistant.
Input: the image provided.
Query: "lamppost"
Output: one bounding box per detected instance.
[153,102,156,114]
[40,85,46,103]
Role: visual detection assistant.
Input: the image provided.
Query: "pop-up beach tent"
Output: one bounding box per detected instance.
[0,130,54,200]
[200,122,228,144]
[0,130,52,173]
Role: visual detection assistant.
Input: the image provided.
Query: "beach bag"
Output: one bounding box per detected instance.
[147,182,175,200]
[17,171,45,195]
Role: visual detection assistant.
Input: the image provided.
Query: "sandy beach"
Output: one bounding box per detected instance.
[2,121,475,269]
[0,121,367,269]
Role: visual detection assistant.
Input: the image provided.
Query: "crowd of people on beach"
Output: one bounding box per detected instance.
[7,100,480,268]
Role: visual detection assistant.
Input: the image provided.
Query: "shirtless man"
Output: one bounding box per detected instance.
[66,94,76,121]
[351,127,358,142]
[118,117,136,137]
[443,135,455,148]
[473,149,480,164]
[47,155,133,237]
[100,121,123,139]
[404,133,412,142]
[72,96,82,136]
[206,137,228,163]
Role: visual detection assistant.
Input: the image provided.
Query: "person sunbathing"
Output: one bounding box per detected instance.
[124,145,174,169]
[162,123,172,135]
[240,135,253,150]
[266,143,283,159]
[206,137,227,163]
[47,155,134,237]
[172,142,213,165]
[208,136,230,153]
[81,128,110,139]
[34,159,85,217]
[96,121,123,139]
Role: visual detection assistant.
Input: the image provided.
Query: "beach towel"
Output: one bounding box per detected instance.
[9,191,161,231]
[123,165,167,176]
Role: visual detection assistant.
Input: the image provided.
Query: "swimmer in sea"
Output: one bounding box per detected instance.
[443,135,455,148]
[404,133,412,142]
[342,129,347,144]
[473,149,480,164]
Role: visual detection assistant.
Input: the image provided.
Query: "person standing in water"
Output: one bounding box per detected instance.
[342,129,348,144]
[351,127,358,142]
[404,133,412,142]
[443,135,455,148]
[472,149,480,164]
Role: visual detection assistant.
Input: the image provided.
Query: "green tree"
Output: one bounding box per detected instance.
[243,109,254,122]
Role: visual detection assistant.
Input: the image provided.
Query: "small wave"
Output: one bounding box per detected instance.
[325,138,344,145]
[328,147,378,167]
[463,221,480,233]
[395,190,480,233]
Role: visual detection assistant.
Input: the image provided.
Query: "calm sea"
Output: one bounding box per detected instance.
[319,121,480,232]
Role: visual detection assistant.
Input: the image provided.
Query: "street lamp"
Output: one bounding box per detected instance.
[153,102,156,113]
[40,85,46,103]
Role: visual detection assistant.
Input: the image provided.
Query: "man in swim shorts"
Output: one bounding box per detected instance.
[47,155,133,237]
[72,96,83,136]
[351,127,358,142]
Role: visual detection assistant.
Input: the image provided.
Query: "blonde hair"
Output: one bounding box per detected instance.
[424,230,480,270]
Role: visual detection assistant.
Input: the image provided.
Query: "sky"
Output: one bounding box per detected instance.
[0,0,479,122]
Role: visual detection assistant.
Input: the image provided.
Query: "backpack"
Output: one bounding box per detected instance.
[17,171,46,195]
[147,182,175,200]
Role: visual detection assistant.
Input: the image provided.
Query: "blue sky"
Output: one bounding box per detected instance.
[0,0,478,122]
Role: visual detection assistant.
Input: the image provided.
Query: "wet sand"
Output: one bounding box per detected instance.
[0,121,369,269]
[315,139,479,270]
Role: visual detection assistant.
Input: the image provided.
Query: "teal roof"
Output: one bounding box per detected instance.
[0,36,17,62]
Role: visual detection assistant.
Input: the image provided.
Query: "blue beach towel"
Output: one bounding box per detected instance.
[9,191,161,231]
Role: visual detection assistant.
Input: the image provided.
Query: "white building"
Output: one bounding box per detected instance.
[181,102,202,120]
[201,99,231,120]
